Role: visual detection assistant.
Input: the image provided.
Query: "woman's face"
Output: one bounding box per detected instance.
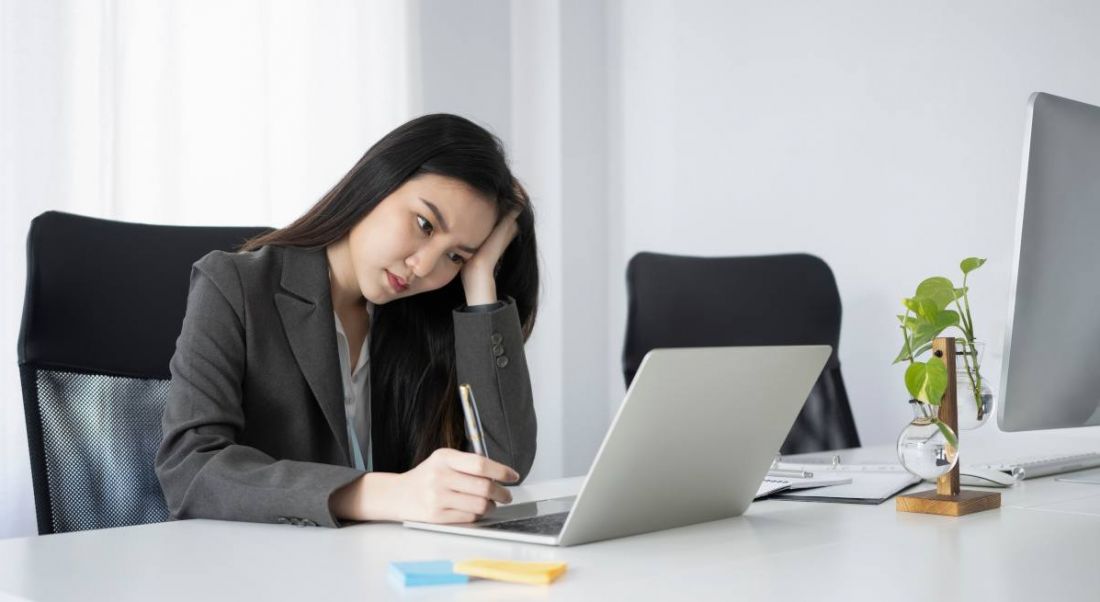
[347,173,498,305]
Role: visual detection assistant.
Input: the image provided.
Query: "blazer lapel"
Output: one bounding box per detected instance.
[273,247,349,462]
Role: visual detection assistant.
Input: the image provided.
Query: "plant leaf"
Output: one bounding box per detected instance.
[909,310,957,346]
[909,341,933,359]
[931,309,960,331]
[923,355,949,405]
[906,357,949,405]
[903,296,941,320]
[893,345,906,364]
[892,312,938,363]
[917,276,954,293]
[894,342,915,364]
[904,331,937,362]
[960,257,987,274]
[897,314,921,330]
[904,363,927,400]
[916,277,957,309]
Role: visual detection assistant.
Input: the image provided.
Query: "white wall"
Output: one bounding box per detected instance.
[416,0,614,479]
[606,0,1100,445]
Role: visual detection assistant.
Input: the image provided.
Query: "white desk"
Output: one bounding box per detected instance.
[2,442,1100,601]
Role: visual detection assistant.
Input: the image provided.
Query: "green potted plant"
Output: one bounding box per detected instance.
[893,258,991,478]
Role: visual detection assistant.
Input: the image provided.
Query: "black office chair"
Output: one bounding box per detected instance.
[17,211,270,534]
[622,252,861,455]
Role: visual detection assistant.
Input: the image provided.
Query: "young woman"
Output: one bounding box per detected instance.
[155,114,538,527]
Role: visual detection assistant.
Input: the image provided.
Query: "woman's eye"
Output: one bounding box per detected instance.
[416,215,434,235]
[448,252,466,265]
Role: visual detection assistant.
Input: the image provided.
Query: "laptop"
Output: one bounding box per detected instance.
[404,345,831,546]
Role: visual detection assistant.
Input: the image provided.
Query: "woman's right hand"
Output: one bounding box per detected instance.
[392,449,519,523]
[332,448,520,524]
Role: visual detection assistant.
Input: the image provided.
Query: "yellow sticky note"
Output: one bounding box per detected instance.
[453,559,568,585]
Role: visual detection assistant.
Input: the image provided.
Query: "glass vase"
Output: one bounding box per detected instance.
[897,400,958,480]
[956,339,993,431]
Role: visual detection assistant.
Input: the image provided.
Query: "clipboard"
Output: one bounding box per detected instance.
[755,474,854,500]
[768,459,921,505]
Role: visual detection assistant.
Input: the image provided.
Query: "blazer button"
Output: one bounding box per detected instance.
[491,344,504,357]
[490,332,503,344]
[302,519,317,527]
[277,517,289,524]
[496,356,509,368]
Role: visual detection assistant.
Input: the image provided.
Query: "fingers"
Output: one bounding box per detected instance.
[449,472,513,504]
[489,209,520,244]
[434,509,479,524]
[439,449,520,483]
[511,178,530,208]
[444,491,497,517]
[411,450,520,524]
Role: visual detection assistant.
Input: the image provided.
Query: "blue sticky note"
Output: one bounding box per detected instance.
[389,561,470,587]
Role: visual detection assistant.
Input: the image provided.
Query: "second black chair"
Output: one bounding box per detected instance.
[622,252,861,455]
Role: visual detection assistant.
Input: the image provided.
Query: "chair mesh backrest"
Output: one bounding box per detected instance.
[33,369,171,532]
[18,211,270,534]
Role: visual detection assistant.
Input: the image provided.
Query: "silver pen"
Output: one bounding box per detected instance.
[458,384,489,458]
[767,468,814,479]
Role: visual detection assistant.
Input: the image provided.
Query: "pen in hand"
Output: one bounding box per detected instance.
[458,384,489,458]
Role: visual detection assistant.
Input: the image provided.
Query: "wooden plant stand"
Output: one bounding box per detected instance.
[896,337,1001,517]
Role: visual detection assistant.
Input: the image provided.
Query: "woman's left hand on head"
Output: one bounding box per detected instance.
[461,208,521,306]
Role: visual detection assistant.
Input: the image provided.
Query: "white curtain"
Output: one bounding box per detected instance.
[0,0,415,538]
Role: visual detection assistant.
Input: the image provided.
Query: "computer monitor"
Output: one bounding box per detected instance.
[999,92,1100,432]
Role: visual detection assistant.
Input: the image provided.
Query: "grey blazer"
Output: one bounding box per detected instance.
[154,245,536,527]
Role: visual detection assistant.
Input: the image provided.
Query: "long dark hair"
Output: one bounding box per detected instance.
[242,114,538,471]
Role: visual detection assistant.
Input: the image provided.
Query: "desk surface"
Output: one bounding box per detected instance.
[2,442,1100,601]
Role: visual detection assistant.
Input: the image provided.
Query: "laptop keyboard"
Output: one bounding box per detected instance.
[481,511,569,535]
